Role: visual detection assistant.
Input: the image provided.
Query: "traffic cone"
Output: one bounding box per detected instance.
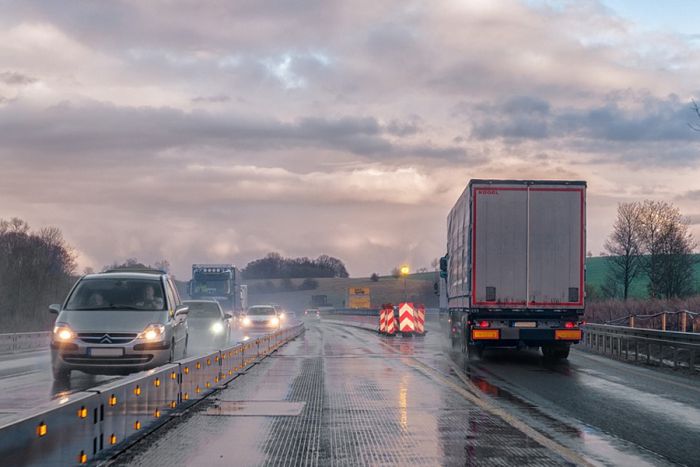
[385,308,396,336]
[379,307,387,334]
[398,302,415,335]
[414,304,426,335]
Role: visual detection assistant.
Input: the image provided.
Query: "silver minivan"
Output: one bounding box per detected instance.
[49,269,189,380]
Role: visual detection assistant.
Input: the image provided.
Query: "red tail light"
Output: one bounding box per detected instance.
[564,322,575,329]
[478,320,490,328]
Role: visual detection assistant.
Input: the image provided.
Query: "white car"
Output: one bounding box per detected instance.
[240,305,281,330]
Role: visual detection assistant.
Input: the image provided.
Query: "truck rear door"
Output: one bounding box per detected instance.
[471,186,528,307]
[528,186,584,308]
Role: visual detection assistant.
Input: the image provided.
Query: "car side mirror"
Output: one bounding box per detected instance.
[175,305,189,318]
[49,304,61,314]
[224,312,233,320]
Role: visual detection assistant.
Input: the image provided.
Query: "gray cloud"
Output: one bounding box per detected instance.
[191,94,231,103]
[0,71,36,85]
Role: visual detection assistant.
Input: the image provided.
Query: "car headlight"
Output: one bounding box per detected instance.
[210,322,224,334]
[138,324,165,341]
[279,312,286,320]
[270,317,280,326]
[53,324,75,342]
[242,317,251,327]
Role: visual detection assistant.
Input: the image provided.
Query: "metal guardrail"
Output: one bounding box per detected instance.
[581,324,699,373]
[0,323,305,466]
[605,309,700,332]
[0,332,51,355]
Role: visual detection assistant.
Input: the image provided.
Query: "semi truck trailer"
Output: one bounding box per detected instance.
[440,179,586,360]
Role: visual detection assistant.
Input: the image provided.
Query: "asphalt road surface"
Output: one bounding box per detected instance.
[107,314,700,466]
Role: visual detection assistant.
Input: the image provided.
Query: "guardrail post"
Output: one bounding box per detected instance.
[680,311,687,333]
[661,312,667,331]
[629,315,635,328]
[694,316,700,333]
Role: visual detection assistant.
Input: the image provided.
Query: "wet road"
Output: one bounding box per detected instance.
[0,327,261,425]
[112,318,585,466]
[113,315,698,466]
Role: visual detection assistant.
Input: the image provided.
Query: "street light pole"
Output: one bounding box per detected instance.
[400,265,409,303]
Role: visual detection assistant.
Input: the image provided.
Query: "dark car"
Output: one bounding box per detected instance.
[183,300,232,348]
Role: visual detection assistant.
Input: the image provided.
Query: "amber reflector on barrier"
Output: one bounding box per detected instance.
[183,393,189,400]
[472,329,500,340]
[134,386,141,396]
[154,378,161,387]
[206,358,211,366]
[196,386,201,394]
[78,406,87,419]
[134,421,141,430]
[109,395,117,406]
[196,362,201,369]
[154,409,161,418]
[110,434,117,445]
[170,371,177,380]
[79,451,87,464]
[555,329,582,340]
[36,422,47,437]
[184,367,189,374]
[170,401,177,409]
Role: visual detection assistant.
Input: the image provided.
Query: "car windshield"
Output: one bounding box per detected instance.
[185,301,221,319]
[247,307,276,316]
[65,278,167,311]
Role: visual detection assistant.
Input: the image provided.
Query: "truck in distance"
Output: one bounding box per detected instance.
[188,264,246,314]
[440,179,586,360]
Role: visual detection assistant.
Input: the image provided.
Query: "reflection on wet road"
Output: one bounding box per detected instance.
[113,318,584,466]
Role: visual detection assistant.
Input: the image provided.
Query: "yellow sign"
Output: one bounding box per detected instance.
[348,287,371,309]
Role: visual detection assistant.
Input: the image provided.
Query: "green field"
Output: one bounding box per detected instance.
[585,255,700,298]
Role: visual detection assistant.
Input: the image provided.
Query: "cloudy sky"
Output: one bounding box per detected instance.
[2,0,700,278]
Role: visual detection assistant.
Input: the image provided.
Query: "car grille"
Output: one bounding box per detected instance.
[63,355,153,365]
[78,333,138,344]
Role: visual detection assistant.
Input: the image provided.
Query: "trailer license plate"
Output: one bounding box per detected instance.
[514,321,537,328]
[89,348,124,357]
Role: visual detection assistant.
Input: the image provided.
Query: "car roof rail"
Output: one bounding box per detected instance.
[102,268,167,275]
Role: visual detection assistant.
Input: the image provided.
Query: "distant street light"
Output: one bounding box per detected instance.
[400,265,409,301]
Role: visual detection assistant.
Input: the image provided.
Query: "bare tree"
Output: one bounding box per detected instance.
[637,200,697,298]
[604,202,643,300]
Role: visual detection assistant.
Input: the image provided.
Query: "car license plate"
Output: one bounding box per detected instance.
[513,321,537,328]
[89,348,124,357]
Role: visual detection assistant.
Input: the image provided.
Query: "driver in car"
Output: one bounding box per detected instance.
[137,285,164,309]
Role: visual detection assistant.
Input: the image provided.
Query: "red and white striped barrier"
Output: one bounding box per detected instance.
[385,308,396,336]
[414,304,426,335]
[378,308,387,334]
[398,302,415,335]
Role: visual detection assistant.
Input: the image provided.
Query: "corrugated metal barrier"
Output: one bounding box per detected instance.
[0,332,51,355]
[0,323,305,465]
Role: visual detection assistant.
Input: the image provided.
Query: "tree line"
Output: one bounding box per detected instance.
[242,252,349,279]
[0,218,77,332]
[604,200,697,300]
